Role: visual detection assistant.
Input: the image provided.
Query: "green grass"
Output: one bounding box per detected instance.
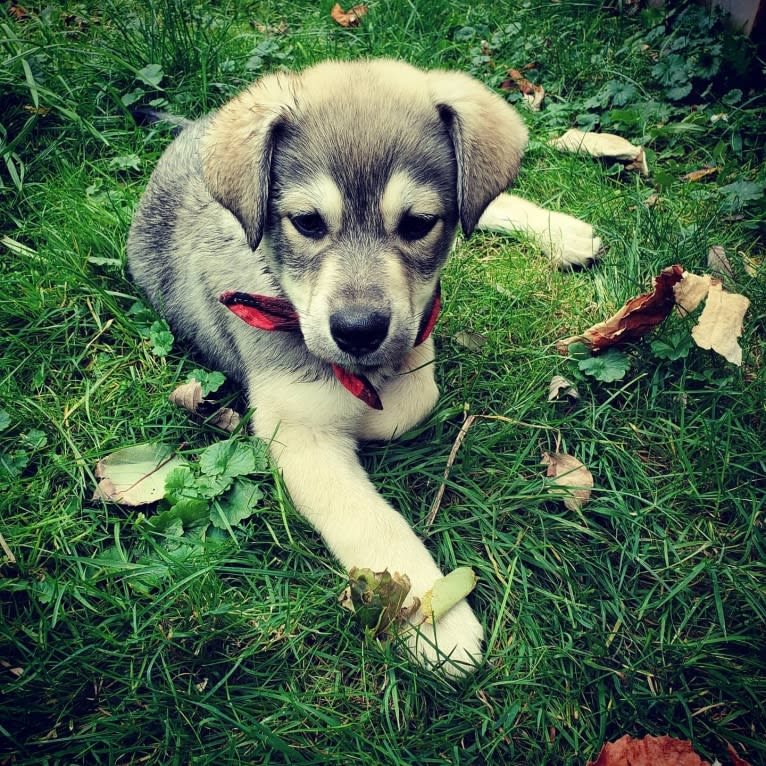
[1,1,765,764]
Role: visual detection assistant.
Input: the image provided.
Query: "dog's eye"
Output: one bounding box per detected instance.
[398,214,438,241]
[289,213,327,239]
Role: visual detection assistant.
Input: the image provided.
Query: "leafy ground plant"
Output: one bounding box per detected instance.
[1,1,764,764]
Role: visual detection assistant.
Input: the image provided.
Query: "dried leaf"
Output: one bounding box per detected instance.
[421,567,477,624]
[499,68,544,111]
[208,407,241,432]
[691,282,750,366]
[542,452,593,511]
[681,166,719,182]
[548,375,580,401]
[587,734,712,766]
[330,2,367,26]
[548,129,649,175]
[454,330,488,350]
[94,444,184,506]
[169,379,203,412]
[726,742,752,766]
[557,265,684,354]
[707,245,734,281]
[674,272,713,315]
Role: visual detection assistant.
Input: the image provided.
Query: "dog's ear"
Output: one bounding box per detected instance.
[201,74,296,250]
[428,71,529,237]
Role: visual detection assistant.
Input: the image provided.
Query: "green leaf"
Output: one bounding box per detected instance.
[148,497,210,532]
[20,429,47,450]
[421,567,478,624]
[199,440,258,480]
[578,350,630,382]
[209,478,263,529]
[650,332,693,361]
[188,369,226,396]
[149,320,174,356]
[136,63,164,88]
[567,341,592,361]
[0,410,10,432]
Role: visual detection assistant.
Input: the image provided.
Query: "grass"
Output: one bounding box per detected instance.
[1,0,765,763]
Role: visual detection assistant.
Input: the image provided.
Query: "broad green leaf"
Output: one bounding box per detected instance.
[94,443,184,506]
[199,440,259,480]
[0,410,10,432]
[210,478,263,529]
[578,349,630,382]
[136,63,164,88]
[421,567,477,624]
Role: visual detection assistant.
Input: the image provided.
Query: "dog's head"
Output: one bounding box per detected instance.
[202,59,527,370]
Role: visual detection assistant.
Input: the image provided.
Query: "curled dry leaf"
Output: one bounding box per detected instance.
[208,408,241,432]
[330,2,367,27]
[548,375,580,402]
[169,379,203,411]
[557,264,684,354]
[499,68,544,111]
[726,742,753,766]
[587,734,712,766]
[542,452,593,511]
[548,129,649,175]
[681,166,719,183]
[169,379,241,433]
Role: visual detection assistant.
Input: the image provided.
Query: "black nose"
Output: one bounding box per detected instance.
[330,309,390,356]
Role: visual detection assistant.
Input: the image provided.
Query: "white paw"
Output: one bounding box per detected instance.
[402,598,484,678]
[531,209,603,269]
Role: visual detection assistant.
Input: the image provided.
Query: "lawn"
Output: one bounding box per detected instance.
[1,1,764,764]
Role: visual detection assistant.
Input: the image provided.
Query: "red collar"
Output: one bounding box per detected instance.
[219,287,441,410]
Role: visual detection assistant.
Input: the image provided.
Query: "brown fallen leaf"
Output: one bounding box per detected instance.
[707,245,734,282]
[208,407,241,432]
[726,742,753,766]
[169,379,203,412]
[674,272,714,315]
[542,452,593,511]
[330,2,367,27]
[557,264,684,354]
[499,68,544,111]
[681,166,719,183]
[548,129,649,175]
[587,734,712,766]
[691,282,750,366]
[548,375,579,401]
[169,379,242,433]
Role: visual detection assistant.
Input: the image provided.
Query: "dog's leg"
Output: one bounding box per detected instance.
[478,193,602,268]
[251,374,483,677]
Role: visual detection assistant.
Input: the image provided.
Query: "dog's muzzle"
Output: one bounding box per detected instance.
[219,286,441,410]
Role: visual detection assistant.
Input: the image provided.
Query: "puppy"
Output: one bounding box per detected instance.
[127,59,600,677]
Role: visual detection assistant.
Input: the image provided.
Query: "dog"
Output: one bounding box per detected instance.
[127,59,600,677]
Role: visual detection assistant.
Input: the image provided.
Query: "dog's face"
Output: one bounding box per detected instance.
[202,60,529,371]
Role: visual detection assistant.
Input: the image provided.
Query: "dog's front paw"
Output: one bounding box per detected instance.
[402,599,484,678]
[533,210,603,269]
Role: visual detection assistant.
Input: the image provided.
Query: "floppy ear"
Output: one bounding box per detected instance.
[428,71,529,237]
[201,73,297,250]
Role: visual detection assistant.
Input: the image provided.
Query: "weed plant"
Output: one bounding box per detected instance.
[1,1,764,764]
